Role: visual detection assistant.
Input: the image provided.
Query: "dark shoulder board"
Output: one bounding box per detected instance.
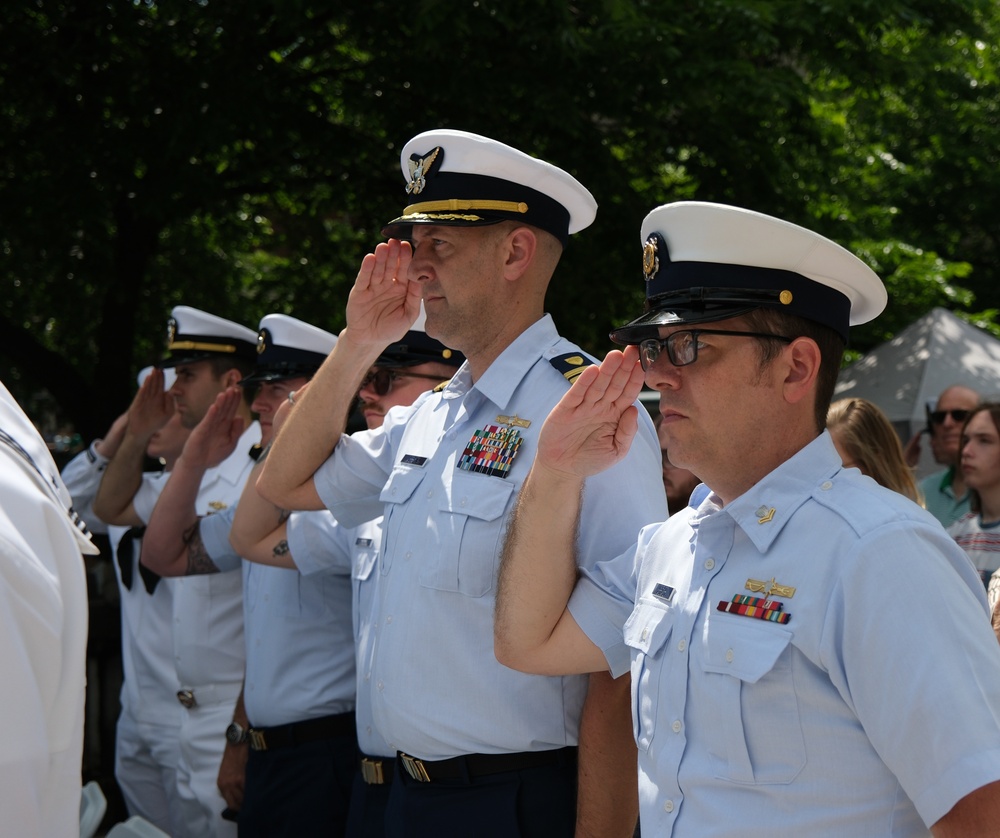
[549,353,593,384]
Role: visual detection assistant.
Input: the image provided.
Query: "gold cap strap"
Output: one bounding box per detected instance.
[402,198,529,215]
[168,340,237,354]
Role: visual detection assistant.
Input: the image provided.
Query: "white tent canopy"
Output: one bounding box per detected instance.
[834,307,1000,476]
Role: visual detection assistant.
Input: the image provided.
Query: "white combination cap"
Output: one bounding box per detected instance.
[382,129,597,244]
[160,306,257,367]
[611,201,887,345]
[243,313,338,385]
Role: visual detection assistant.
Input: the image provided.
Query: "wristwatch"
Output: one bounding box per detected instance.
[225,721,248,745]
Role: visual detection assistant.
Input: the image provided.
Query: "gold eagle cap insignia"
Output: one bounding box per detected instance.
[406,147,441,195]
[642,237,659,281]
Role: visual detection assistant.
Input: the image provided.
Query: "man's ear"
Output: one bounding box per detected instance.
[782,337,822,406]
[221,368,244,390]
[501,226,537,282]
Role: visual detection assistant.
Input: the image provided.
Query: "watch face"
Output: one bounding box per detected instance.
[226,722,246,744]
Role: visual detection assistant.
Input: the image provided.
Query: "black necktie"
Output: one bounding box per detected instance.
[116,527,162,594]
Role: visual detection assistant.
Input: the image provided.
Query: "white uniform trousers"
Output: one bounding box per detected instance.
[115,710,184,836]
[175,686,240,838]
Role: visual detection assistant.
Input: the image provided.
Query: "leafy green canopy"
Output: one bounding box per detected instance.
[1,0,996,437]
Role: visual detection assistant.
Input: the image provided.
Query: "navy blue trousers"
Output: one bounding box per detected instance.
[345,767,393,838]
[383,755,577,838]
[238,731,357,837]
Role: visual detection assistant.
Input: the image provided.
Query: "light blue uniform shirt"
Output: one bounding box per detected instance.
[287,511,389,757]
[570,432,1000,836]
[313,315,667,761]
[201,507,355,728]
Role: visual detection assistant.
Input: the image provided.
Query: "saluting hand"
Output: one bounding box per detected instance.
[535,346,646,481]
[344,238,422,349]
[126,367,175,441]
[179,387,246,470]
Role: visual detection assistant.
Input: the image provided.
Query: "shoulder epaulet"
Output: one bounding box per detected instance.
[549,353,592,384]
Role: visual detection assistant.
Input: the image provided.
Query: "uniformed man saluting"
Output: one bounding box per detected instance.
[256,130,666,837]
[495,201,1000,836]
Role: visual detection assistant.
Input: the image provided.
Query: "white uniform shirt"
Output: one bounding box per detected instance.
[111,473,182,721]
[0,381,92,837]
[570,432,1000,836]
[313,315,666,760]
[134,422,260,691]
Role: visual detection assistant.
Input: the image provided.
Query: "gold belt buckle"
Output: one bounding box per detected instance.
[399,753,431,782]
[176,689,196,708]
[248,729,268,751]
[361,758,385,785]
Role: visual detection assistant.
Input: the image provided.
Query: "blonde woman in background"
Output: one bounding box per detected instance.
[827,398,923,504]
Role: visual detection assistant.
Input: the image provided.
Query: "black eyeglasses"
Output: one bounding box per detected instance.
[359,368,447,396]
[930,409,971,425]
[638,329,793,370]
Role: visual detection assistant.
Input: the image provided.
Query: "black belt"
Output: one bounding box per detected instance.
[360,753,395,785]
[397,746,577,783]
[248,711,355,752]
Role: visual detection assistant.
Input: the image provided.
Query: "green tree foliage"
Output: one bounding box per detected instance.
[2,0,997,437]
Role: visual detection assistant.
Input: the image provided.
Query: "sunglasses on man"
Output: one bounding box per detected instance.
[360,368,447,396]
[930,409,971,425]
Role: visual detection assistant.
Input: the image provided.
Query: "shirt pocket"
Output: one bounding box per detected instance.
[700,614,805,785]
[623,599,675,751]
[421,469,514,598]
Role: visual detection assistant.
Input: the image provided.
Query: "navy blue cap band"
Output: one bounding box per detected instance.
[383,172,571,244]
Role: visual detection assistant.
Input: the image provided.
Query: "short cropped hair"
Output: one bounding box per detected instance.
[741,308,845,433]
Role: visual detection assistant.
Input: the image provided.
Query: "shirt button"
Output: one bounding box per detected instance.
[366,725,372,735]
[460,498,467,507]
[405,551,412,560]
[664,800,674,813]
[364,673,370,682]
[705,558,715,570]
[821,481,833,490]
[726,649,734,663]
[677,639,686,652]
[377,680,384,691]
[426,490,433,498]
[671,720,682,733]
[386,616,393,624]
[641,628,649,641]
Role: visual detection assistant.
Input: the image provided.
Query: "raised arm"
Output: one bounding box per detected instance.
[60,410,129,533]
[495,346,646,675]
[93,369,174,526]
[256,240,421,510]
[141,387,245,576]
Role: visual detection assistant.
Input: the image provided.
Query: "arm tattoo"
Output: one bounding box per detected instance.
[183,522,220,575]
[273,539,290,558]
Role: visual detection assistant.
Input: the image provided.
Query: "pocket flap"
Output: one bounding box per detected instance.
[624,599,674,656]
[379,464,426,505]
[438,468,514,522]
